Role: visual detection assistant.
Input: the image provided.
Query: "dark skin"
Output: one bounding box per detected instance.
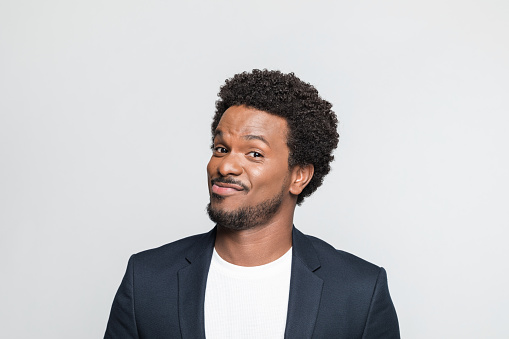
[207,105,314,266]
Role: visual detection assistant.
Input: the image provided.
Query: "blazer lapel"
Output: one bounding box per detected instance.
[285,227,324,338]
[176,226,322,338]
[178,228,216,339]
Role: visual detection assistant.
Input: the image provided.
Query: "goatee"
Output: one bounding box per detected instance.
[206,190,284,231]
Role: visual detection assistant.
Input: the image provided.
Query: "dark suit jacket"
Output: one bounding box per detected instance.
[105,227,400,338]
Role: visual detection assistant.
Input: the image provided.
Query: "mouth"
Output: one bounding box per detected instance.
[210,178,248,196]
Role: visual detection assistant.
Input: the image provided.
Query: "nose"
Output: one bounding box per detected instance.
[216,153,243,177]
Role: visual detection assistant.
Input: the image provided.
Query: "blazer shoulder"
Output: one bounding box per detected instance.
[302,234,399,337]
[305,234,381,279]
[130,230,213,271]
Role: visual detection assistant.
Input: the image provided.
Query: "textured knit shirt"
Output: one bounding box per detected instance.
[204,247,292,339]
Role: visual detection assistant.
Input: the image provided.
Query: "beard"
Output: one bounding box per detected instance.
[206,189,284,231]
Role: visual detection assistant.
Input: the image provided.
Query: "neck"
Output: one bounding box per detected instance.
[214,212,294,267]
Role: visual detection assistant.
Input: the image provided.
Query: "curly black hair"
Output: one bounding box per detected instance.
[212,69,339,205]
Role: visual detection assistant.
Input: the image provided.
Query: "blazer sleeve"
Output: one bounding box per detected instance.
[104,256,139,339]
[361,267,400,339]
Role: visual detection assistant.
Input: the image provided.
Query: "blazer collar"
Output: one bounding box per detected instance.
[177,226,323,339]
[177,228,216,339]
[285,226,324,338]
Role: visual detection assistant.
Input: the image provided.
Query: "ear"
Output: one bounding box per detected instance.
[289,164,314,196]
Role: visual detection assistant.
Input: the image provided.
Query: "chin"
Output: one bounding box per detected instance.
[206,190,284,231]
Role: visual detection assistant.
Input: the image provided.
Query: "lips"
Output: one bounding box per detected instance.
[210,178,248,196]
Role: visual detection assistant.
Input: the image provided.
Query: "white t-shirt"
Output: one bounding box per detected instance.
[204,247,293,339]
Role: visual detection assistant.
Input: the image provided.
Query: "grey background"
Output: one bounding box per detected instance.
[1,0,508,338]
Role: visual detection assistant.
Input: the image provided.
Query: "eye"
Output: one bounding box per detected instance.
[248,151,263,158]
[214,146,228,154]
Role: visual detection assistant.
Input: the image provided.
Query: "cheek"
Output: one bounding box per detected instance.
[206,157,216,176]
[251,165,286,189]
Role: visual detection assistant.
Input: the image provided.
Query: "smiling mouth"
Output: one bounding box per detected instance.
[210,178,248,196]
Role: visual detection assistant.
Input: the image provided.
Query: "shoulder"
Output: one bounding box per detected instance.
[303,233,382,282]
[298,232,399,337]
[135,232,208,258]
[306,234,379,268]
[298,232,392,318]
[129,230,213,272]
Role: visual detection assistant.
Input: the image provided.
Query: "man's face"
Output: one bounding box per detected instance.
[206,105,293,230]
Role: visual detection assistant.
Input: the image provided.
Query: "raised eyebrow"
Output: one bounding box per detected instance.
[213,130,270,147]
[213,129,223,139]
[243,134,270,147]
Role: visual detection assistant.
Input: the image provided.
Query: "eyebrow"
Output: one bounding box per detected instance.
[214,129,271,147]
[243,134,270,147]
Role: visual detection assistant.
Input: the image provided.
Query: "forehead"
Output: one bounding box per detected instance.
[215,105,288,143]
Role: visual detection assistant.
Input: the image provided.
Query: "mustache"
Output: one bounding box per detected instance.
[211,177,249,192]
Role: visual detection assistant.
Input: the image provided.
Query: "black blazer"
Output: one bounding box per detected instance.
[105,227,400,338]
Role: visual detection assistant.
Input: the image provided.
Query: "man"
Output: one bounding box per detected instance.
[105,69,400,338]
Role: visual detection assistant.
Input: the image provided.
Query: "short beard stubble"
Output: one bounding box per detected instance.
[206,189,285,231]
